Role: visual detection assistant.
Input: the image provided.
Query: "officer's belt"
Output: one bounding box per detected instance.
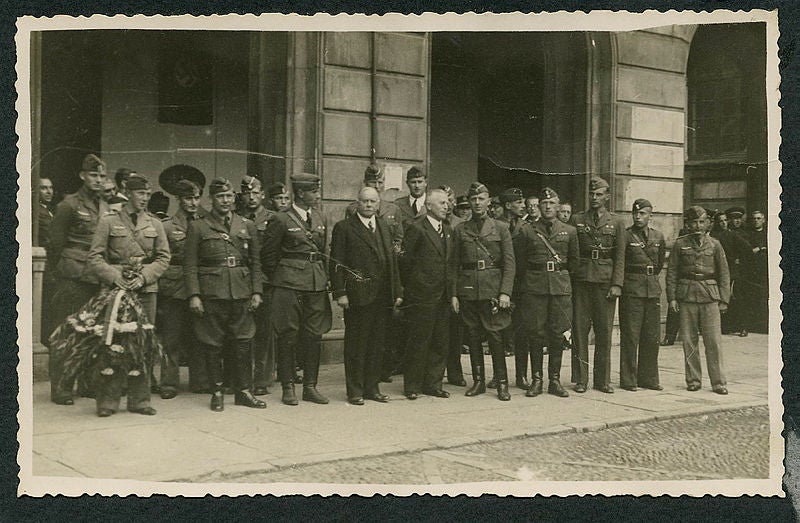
[626,265,656,275]
[283,252,324,263]
[581,248,612,259]
[679,273,715,281]
[527,261,565,272]
[461,260,498,270]
[200,257,246,268]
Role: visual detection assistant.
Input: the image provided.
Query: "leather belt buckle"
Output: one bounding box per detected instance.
[226,256,237,268]
[308,252,319,263]
[546,260,555,272]
[477,259,486,270]
[591,249,600,260]
[646,265,654,276]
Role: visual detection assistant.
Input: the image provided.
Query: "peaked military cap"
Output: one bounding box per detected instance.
[81,154,106,174]
[364,163,383,182]
[500,187,524,203]
[209,177,234,195]
[175,179,202,197]
[126,174,151,191]
[539,187,559,201]
[632,198,652,212]
[467,182,489,197]
[684,205,707,220]
[455,195,470,208]
[241,175,263,192]
[725,206,745,218]
[268,181,289,197]
[291,173,321,191]
[406,166,426,180]
[589,176,609,191]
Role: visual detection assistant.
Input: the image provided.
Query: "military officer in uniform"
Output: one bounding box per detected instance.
[262,173,332,406]
[238,175,279,395]
[451,182,516,401]
[184,177,266,411]
[666,206,731,394]
[47,154,110,405]
[156,179,208,397]
[268,182,292,212]
[515,187,578,398]
[498,187,532,390]
[570,176,626,394]
[331,187,403,404]
[87,174,171,416]
[617,199,666,391]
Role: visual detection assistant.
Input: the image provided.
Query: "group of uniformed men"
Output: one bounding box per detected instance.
[42,153,746,416]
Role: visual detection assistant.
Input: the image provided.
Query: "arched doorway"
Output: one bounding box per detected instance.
[429,32,589,205]
[685,23,767,216]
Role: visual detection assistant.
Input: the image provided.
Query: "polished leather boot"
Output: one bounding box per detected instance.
[497,379,511,401]
[526,372,544,397]
[548,375,569,397]
[281,383,299,406]
[210,388,224,412]
[302,385,329,404]
[235,389,267,408]
[465,339,486,396]
[515,376,530,390]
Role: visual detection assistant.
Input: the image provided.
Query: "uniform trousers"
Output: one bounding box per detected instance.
[343,294,390,399]
[271,287,331,386]
[403,299,450,394]
[95,292,156,413]
[664,305,680,341]
[156,297,209,392]
[49,279,99,402]
[512,305,531,380]
[192,299,255,392]
[445,310,465,383]
[679,301,726,388]
[252,294,276,389]
[520,293,571,378]
[618,296,661,389]
[461,300,507,381]
[571,281,616,388]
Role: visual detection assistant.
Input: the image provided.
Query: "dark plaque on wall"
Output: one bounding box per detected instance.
[157,33,213,125]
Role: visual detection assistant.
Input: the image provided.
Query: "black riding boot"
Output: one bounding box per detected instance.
[465,335,486,396]
[489,336,510,401]
[547,347,569,397]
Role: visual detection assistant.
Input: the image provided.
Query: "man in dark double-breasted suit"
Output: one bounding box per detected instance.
[617,198,666,391]
[400,189,455,400]
[331,187,403,405]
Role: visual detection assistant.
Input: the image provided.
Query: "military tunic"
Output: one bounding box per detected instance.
[87,209,171,412]
[156,209,208,393]
[261,206,332,386]
[516,219,579,379]
[498,214,531,383]
[451,215,515,383]
[569,209,626,390]
[184,212,262,392]
[238,205,278,390]
[666,233,730,389]
[617,226,666,389]
[47,186,110,402]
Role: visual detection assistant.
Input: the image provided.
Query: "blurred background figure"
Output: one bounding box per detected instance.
[115,167,136,194]
[558,201,573,223]
[148,191,170,220]
[36,177,56,250]
[454,195,472,221]
[268,182,291,212]
[525,195,541,223]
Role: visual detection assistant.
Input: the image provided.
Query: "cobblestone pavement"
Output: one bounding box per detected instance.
[231,406,769,484]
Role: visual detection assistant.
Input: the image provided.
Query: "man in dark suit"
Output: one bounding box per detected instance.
[330,187,403,405]
[400,189,455,400]
[394,166,428,226]
[262,173,332,406]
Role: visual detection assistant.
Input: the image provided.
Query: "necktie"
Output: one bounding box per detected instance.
[437,222,443,238]
[592,212,599,227]
[412,199,419,216]
[368,220,375,233]
[130,213,138,227]
[306,211,312,230]
[223,216,231,231]
[546,221,553,236]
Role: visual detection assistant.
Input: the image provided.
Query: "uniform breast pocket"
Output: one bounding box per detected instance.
[140,228,158,250]
[76,213,95,234]
[200,235,227,257]
[108,227,130,254]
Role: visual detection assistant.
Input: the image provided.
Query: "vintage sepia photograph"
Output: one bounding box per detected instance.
[15,10,783,497]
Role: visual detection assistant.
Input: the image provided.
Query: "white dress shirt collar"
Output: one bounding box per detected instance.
[426,214,442,231]
[357,212,376,230]
[410,192,427,208]
[292,203,309,221]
